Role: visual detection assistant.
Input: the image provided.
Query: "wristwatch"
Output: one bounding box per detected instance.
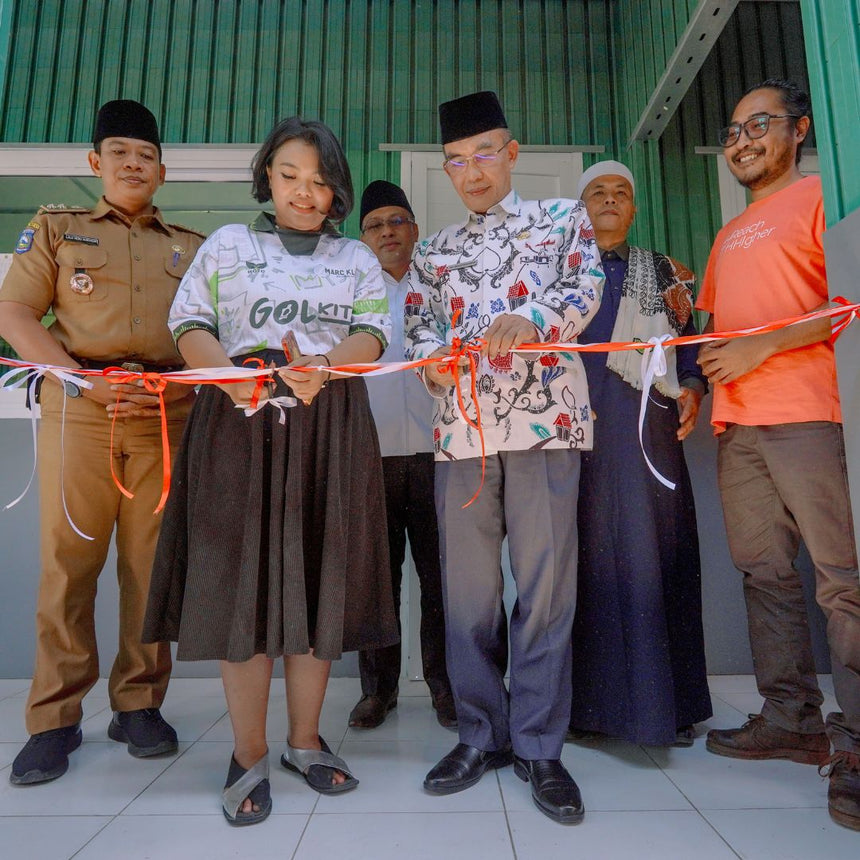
[62,374,84,398]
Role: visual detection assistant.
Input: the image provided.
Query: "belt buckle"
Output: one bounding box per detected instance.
[121,361,145,387]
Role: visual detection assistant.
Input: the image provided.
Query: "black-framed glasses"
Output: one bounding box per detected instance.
[443,139,512,172]
[361,215,415,234]
[718,113,800,147]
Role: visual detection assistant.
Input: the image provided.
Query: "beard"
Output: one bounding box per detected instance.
[730,144,796,191]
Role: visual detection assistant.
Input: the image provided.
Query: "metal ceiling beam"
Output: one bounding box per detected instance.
[628,0,740,145]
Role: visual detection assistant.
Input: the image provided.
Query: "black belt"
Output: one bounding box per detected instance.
[76,359,184,374]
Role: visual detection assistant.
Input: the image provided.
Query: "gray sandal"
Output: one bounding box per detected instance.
[280,736,358,794]
[222,753,272,826]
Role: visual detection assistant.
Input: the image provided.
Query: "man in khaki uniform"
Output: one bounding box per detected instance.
[0,100,204,785]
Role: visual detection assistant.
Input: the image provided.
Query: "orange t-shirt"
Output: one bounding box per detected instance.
[695,175,841,433]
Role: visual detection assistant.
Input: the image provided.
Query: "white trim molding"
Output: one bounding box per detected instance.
[0,144,257,181]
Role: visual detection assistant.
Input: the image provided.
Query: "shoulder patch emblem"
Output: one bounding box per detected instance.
[15,228,35,254]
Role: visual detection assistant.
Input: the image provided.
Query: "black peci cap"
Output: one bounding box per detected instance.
[360,180,414,225]
[93,99,162,156]
[439,90,508,145]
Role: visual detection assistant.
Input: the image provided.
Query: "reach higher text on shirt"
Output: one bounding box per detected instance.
[720,220,776,253]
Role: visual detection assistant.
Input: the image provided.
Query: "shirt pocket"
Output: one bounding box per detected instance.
[163,248,194,281]
[55,245,109,302]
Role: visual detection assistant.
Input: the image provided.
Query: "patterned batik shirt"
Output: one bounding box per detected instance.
[405,189,604,460]
[168,215,390,358]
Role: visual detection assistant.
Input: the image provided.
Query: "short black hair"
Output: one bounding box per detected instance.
[251,117,353,222]
[743,79,811,165]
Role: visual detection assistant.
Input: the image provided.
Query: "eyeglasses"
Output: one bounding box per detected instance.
[718,113,800,147]
[443,139,512,172]
[361,215,415,234]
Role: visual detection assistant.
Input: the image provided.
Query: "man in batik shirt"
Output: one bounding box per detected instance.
[405,90,603,825]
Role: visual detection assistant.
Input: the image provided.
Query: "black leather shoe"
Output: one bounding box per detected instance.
[348,692,397,728]
[108,709,178,757]
[424,743,513,794]
[10,725,82,785]
[514,757,584,824]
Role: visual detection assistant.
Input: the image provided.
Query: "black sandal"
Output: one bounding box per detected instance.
[222,753,272,826]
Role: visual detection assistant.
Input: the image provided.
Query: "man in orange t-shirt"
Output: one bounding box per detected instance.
[696,79,860,832]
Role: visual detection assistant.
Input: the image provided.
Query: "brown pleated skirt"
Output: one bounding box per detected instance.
[143,354,399,663]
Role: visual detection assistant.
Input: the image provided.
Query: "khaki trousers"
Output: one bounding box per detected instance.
[25,382,191,734]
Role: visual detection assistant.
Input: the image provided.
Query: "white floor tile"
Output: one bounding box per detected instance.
[0,741,20,769]
[508,809,739,860]
[0,680,29,700]
[502,741,693,813]
[124,741,318,816]
[702,807,859,859]
[707,674,762,695]
[0,815,110,860]
[156,693,228,743]
[75,813,307,860]
[345,693,457,743]
[162,678,226,700]
[313,738,505,813]
[0,741,186,816]
[0,698,27,742]
[701,693,752,728]
[646,740,828,810]
[398,679,435,697]
[295,811,514,859]
[0,674,856,860]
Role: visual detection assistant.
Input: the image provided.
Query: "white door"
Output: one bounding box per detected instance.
[397,150,585,683]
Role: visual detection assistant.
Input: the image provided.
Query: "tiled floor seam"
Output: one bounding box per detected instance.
[67,815,116,860]
[639,743,744,860]
[495,770,521,860]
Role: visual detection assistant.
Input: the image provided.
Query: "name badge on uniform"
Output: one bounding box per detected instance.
[70,269,94,295]
[63,233,100,246]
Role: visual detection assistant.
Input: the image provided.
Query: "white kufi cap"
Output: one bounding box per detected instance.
[576,160,635,199]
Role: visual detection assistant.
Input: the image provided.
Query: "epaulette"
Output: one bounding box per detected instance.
[37,203,91,215]
[168,222,206,240]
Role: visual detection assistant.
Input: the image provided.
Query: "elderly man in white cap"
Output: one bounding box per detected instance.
[405,90,604,825]
[566,160,712,748]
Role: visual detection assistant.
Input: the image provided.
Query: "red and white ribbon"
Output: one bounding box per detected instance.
[2,299,858,525]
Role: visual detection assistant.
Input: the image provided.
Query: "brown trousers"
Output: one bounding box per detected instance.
[25,381,191,734]
[718,421,860,754]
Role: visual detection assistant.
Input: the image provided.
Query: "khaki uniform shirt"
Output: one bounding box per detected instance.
[0,197,205,366]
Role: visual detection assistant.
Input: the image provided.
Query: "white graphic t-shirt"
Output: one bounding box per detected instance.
[169,214,390,357]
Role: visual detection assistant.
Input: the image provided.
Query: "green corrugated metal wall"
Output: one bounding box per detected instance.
[0,0,615,238]
[606,1,811,280]
[800,0,860,224]
[0,0,836,271]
